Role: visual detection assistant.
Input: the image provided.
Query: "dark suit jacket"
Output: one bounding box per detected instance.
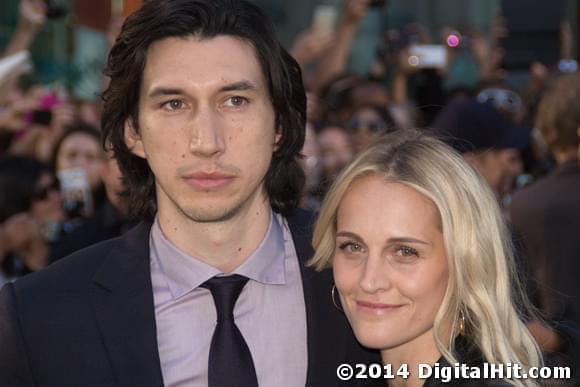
[0,209,378,386]
[510,161,580,325]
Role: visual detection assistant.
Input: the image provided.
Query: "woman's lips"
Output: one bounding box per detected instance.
[356,300,405,313]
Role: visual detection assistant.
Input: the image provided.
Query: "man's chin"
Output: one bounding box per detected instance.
[182,203,243,224]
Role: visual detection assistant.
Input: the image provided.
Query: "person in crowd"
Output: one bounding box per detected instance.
[305,124,354,211]
[431,98,530,200]
[0,1,378,386]
[310,130,543,386]
[509,74,580,366]
[299,123,323,212]
[8,89,77,162]
[348,103,398,153]
[308,0,372,94]
[51,122,105,193]
[50,122,106,227]
[318,123,354,184]
[48,149,133,262]
[0,155,64,286]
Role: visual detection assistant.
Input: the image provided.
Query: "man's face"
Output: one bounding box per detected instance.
[125,36,278,223]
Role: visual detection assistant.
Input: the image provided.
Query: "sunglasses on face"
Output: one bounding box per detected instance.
[348,118,387,134]
[477,88,522,113]
[32,181,59,201]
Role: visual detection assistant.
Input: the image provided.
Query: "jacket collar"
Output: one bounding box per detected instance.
[90,210,355,387]
[90,221,164,387]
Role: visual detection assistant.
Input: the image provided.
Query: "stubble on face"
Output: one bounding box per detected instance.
[132,36,277,229]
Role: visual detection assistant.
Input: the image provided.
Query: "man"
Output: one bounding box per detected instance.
[510,74,580,369]
[431,97,529,197]
[0,1,376,386]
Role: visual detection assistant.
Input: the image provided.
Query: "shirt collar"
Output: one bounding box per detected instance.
[150,212,286,300]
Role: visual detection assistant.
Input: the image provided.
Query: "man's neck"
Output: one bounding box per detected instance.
[552,147,578,166]
[157,194,272,273]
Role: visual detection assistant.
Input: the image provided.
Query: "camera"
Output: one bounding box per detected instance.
[44,0,67,19]
[369,0,387,8]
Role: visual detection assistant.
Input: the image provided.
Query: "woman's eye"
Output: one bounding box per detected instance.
[396,246,419,258]
[338,242,364,254]
[224,96,248,107]
[163,100,184,111]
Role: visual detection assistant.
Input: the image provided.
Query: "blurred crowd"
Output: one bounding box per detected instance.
[0,0,579,364]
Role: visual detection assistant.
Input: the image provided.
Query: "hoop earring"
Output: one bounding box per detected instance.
[458,310,466,336]
[331,285,343,312]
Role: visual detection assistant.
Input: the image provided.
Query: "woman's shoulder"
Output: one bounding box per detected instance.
[425,336,512,387]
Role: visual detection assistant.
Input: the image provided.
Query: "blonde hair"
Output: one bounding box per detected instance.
[310,129,542,386]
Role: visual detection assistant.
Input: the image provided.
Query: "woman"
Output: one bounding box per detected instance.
[310,130,542,386]
[347,103,397,153]
[0,155,64,285]
[50,122,106,222]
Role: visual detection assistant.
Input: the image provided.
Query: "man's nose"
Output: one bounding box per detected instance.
[188,107,225,157]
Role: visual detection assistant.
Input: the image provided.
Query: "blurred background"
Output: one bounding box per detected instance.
[1,2,580,366]
[0,0,578,96]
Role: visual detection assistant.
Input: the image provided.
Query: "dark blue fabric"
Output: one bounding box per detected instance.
[202,275,258,387]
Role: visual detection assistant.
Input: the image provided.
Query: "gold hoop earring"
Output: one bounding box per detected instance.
[458,310,465,336]
[331,285,343,312]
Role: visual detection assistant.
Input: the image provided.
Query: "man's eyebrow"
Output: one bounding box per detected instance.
[147,81,259,99]
[148,87,185,98]
[219,80,259,93]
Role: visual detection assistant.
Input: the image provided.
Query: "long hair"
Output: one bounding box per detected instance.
[310,129,542,386]
[535,73,580,151]
[101,0,306,220]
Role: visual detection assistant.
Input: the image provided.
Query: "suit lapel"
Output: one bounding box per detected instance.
[287,209,352,386]
[90,222,164,387]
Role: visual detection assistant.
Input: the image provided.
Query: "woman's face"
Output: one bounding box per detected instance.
[318,126,353,179]
[29,173,64,222]
[348,108,387,153]
[56,133,104,190]
[333,174,450,353]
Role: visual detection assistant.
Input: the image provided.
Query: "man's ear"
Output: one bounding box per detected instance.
[124,118,146,159]
[273,124,283,152]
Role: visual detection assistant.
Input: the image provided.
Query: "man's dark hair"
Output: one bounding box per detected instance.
[101,0,306,220]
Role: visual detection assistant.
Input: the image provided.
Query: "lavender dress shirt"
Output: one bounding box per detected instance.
[150,212,308,386]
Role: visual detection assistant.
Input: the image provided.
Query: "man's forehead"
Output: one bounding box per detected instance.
[142,35,267,89]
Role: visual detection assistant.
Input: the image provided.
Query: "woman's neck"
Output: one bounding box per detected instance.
[381,328,445,387]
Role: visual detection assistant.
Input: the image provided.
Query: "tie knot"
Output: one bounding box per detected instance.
[202,274,249,321]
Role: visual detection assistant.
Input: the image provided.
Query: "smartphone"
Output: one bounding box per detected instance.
[57,168,94,218]
[408,45,447,69]
[31,110,53,126]
[311,5,337,37]
[44,0,67,19]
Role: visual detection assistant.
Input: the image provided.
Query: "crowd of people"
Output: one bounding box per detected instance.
[0,0,578,386]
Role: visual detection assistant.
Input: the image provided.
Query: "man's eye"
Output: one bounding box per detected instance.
[224,96,248,107]
[162,100,184,111]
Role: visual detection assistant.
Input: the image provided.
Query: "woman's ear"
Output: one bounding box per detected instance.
[124,118,146,158]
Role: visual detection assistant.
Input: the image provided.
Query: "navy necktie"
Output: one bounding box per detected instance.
[202,275,258,387]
